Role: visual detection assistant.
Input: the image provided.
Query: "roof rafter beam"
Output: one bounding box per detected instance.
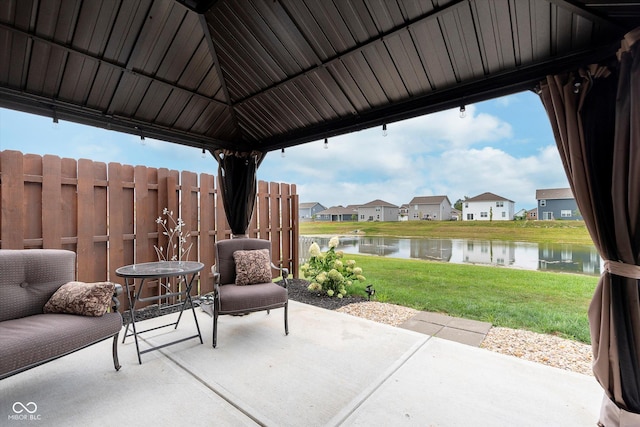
[233,0,469,107]
[0,21,229,110]
[0,86,239,151]
[198,14,241,137]
[259,40,619,151]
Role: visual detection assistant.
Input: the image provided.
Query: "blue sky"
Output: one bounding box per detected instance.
[0,90,568,210]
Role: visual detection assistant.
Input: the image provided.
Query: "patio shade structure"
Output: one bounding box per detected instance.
[2,2,640,421]
[539,28,640,426]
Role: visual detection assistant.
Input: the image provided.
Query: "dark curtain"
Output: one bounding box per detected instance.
[213,149,264,237]
[539,28,640,426]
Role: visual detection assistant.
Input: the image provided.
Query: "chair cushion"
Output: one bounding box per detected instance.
[43,281,115,317]
[233,249,272,286]
[218,282,287,313]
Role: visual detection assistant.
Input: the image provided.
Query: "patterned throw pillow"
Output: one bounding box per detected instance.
[43,281,115,317]
[233,249,272,286]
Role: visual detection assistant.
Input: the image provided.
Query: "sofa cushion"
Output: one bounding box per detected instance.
[0,313,122,378]
[0,249,76,322]
[44,281,115,317]
[233,249,272,286]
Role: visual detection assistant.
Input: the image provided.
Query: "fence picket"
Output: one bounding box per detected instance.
[0,150,298,310]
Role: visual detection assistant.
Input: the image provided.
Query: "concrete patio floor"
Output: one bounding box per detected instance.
[0,301,602,426]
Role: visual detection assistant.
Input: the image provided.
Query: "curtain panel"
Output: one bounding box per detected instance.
[539,27,640,426]
[213,149,264,237]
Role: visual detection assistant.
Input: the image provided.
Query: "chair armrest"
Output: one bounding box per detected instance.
[212,265,221,295]
[271,263,289,287]
[112,283,123,312]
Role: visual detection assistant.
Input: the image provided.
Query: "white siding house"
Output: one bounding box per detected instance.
[462,192,514,221]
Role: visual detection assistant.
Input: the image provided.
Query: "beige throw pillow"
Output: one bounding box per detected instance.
[44,281,115,317]
[233,249,272,285]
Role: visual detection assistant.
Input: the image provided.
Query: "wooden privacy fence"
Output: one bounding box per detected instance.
[0,150,299,309]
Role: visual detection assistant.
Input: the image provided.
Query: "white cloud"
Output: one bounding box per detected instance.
[260,105,532,208]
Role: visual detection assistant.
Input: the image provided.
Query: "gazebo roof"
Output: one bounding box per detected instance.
[1,0,638,153]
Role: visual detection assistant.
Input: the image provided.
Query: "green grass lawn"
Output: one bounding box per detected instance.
[299,220,598,343]
[300,220,593,245]
[339,255,597,343]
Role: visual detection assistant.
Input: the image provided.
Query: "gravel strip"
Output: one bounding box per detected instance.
[336,302,419,327]
[481,327,593,376]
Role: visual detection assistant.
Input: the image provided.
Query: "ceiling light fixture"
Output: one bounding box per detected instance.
[324,138,328,149]
[459,105,466,118]
[201,148,206,158]
[281,148,285,158]
[382,123,388,137]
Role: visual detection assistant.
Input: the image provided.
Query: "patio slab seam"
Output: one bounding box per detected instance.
[327,335,432,427]
[137,334,273,426]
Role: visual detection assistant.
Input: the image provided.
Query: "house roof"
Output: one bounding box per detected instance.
[466,192,514,203]
[1,1,638,154]
[409,195,450,205]
[535,188,575,200]
[359,199,398,208]
[318,205,357,215]
[299,202,324,209]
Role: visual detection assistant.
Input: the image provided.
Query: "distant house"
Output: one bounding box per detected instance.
[358,199,399,222]
[398,204,410,221]
[299,202,326,220]
[450,208,462,221]
[536,188,582,220]
[316,205,358,222]
[408,195,452,221]
[462,192,515,221]
[527,208,538,220]
[514,208,528,220]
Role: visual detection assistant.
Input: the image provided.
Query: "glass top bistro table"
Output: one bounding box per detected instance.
[116,261,204,364]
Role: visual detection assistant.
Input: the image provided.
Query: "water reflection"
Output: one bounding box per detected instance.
[301,236,602,276]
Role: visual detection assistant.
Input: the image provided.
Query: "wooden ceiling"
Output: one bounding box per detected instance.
[1,0,638,153]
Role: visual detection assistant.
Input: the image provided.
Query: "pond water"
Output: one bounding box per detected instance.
[300,236,602,276]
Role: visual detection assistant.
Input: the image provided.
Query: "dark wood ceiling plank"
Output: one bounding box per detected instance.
[308,67,358,117]
[178,38,217,94]
[233,0,468,107]
[134,80,172,122]
[341,53,389,107]
[103,1,152,64]
[383,32,432,96]
[362,41,409,102]
[326,60,371,113]
[156,12,203,83]
[126,1,181,72]
[439,5,485,82]
[86,64,121,108]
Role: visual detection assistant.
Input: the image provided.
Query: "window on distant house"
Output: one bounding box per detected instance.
[502,212,506,218]
[467,214,474,220]
[540,200,546,206]
[375,207,381,211]
[414,205,418,210]
[360,215,364,219]
[561,210,572,217]
[480,212,488,218]
[496,201,504,207]
[465,203,469,208]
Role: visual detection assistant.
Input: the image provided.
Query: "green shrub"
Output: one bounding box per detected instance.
[300,236,366,298]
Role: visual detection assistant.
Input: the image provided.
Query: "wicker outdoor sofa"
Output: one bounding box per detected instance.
[0,249,123,380]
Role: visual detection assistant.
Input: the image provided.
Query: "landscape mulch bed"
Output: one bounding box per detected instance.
[122,278,366,323]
